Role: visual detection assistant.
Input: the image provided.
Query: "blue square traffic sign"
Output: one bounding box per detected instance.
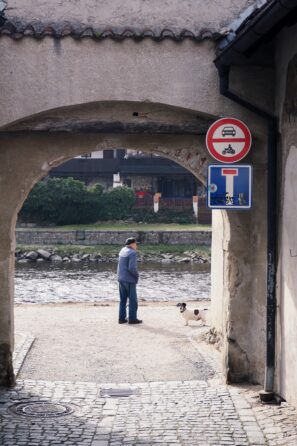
[207,164,252,209]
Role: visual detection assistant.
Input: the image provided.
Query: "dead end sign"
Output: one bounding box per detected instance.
[207,164,252,209]
[206,117,252,163]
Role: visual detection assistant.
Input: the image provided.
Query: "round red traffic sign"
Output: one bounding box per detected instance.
[206,117,252,163]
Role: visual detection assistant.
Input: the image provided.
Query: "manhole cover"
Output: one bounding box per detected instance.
[100,388,139,398]
[9,402,73,418]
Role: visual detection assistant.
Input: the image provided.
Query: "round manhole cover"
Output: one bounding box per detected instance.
[9,402,73,418]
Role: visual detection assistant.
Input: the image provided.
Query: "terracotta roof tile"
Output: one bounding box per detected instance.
[0,19,222,42]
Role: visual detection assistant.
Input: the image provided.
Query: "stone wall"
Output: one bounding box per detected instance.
[16,230,211,246]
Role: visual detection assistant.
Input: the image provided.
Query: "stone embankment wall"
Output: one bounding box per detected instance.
[16,230,211,246]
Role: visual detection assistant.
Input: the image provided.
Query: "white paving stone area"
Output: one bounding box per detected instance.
[0,380,297,445]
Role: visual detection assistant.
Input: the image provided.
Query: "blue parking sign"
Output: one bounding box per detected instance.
[207,164,252,209]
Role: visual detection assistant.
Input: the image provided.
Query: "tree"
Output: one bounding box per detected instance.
[101,186,135,220]
[19,178,104,225]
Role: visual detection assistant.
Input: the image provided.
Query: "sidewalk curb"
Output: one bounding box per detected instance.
[187,330,224,384]
[13,333,35,377]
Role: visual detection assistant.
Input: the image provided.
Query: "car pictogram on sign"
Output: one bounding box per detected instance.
[222,126,236,137]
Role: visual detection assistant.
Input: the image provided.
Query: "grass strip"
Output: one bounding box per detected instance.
[17,223,211,232]
[17,243,211,259]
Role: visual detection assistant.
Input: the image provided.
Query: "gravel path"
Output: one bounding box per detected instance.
[14,301,217,383]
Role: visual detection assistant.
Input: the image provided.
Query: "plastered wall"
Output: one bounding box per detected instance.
[0,37,219,128]
[5,0,254,30]
[274,24,297,405]
[278,145,297,403]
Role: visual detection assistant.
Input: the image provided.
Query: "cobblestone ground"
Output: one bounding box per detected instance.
[8,304,297,445]
[1,379,297,446]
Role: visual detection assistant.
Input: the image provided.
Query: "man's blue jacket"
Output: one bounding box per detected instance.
[117,246,139,284]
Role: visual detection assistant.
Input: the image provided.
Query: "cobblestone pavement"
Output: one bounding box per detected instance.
[9,304,297,445]
[1,379,297,446]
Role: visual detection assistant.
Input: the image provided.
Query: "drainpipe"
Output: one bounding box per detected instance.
[215,63,277,401]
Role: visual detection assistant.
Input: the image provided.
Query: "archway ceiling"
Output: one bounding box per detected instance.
[1,102,215,135]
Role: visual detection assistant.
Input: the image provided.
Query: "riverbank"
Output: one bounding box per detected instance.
[16,228,211,247]
[16,243,211,264]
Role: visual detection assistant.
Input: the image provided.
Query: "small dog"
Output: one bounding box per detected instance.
[176,302,207,326]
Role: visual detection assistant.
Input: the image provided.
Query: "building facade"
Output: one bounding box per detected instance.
[50,150,202,197]
[49,149,210,222]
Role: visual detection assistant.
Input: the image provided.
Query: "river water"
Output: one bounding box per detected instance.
[15,262,211,304]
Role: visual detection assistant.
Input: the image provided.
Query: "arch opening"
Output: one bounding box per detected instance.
[15,146,215,383]
[0,100,235,386]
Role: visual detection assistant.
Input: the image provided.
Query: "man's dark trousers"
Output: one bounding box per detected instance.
[119,281,138,322]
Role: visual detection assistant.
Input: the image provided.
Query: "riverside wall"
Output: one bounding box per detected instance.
[15,230,211,246]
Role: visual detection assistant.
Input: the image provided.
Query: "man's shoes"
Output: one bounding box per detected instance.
[128,319,143,324]
[118,319,128,324]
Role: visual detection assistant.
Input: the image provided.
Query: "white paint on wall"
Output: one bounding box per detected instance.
[210,210,224,332]
[113,172,122,188]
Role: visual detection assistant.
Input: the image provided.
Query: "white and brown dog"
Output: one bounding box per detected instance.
[176,302,207,326]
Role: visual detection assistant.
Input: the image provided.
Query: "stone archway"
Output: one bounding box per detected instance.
[0,100,263,387]
[0,100,214,385]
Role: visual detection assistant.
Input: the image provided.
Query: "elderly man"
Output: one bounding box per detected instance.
[117,237,142,324]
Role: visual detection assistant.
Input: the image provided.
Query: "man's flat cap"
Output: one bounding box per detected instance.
[125,237,138,245]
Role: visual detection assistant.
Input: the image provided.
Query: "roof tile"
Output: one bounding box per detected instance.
[0,19,222,42]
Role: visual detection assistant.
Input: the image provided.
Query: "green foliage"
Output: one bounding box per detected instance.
[131,208,196,224]
[19,179,195,226]
[20,178,104,225]
[101,186,135,220]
